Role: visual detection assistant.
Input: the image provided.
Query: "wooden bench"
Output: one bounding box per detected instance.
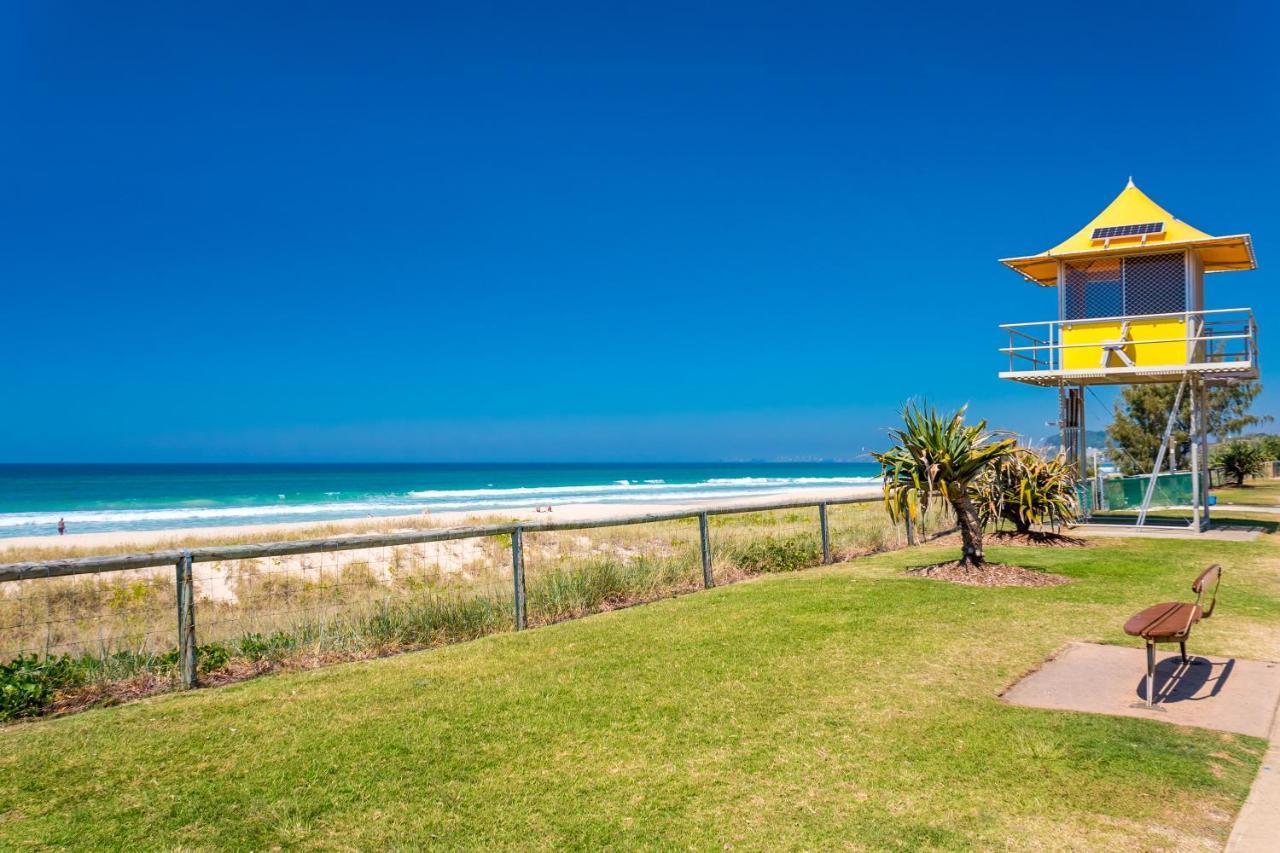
[1123,565,1222,706]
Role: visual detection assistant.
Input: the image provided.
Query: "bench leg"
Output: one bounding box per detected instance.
[1180,641,1187,664]
[1146,641,1156,707]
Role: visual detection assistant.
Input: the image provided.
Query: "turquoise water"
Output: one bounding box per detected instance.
[0,463,881,538]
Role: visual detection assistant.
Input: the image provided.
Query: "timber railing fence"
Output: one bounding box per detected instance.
[0,494,940,717]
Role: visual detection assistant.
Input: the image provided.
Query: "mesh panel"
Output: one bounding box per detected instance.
[1064,253,1185,320]
[1064,259,1122,319]
[1123,253,1185,315]
[0,568,178,666]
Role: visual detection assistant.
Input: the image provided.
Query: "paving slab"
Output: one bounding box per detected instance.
[1002,641,1280,738]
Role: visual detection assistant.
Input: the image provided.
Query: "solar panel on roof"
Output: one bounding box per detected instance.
[1092,222,1164,240]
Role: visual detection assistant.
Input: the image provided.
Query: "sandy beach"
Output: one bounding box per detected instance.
[0,486,881,557]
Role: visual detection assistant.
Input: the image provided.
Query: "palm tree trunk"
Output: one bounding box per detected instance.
[951,492,985,569]
[1002,508,1031,535]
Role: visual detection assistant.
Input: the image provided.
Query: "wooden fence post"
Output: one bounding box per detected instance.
[819,503,831,564]
[175,550,197,689]
[698,512,713,588]
[511,527,526,630]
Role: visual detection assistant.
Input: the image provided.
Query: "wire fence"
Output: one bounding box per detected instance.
[0,495,949,718]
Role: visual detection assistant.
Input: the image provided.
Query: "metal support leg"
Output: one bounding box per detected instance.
[1180,641,1188,664]
[1146,641,1156,707]
[1137,376,1187,527]
[1060,386,1087,482]
[1199,378,1212,527]
[1190,376,1202,531]
[1076,384,1087,483]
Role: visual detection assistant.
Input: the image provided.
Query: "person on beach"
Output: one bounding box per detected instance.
[57,518,65,535]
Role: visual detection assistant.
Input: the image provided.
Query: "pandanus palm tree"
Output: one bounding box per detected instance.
[976,449,1079,536]
[873,402,1016,569]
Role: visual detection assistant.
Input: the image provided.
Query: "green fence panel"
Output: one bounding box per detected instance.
[1101,472,1193,511]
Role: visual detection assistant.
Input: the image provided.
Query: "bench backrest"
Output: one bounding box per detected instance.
[1192,564,1222,618]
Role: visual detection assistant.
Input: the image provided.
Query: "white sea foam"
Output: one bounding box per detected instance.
[0,475,881,536]
[403,476,877,500]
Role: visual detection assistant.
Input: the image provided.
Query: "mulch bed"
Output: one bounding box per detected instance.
[905,561,1072,588]
[987,530,1089,548]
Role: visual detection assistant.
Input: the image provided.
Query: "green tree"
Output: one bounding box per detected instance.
[1255,434,1280,461]
[1213,440,1266,486]
[1106,381,1267,475]
[873,402,1016,569]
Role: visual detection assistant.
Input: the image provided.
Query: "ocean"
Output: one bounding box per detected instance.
[0,463,881,538]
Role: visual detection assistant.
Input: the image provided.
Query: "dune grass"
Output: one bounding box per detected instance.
[1,528,1277,849]
[0,503,928,719]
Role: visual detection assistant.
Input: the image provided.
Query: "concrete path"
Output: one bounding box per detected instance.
[1071,523,1265,542]
[1227,709,1280,851]
[1213,503,1280,514]
[1003,642,1280,736]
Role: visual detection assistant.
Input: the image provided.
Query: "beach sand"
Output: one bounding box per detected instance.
[0,486,881,557]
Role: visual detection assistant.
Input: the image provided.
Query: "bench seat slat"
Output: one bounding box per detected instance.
[1123,602,1201,642]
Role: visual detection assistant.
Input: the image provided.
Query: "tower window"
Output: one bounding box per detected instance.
[1063,252,1185,320]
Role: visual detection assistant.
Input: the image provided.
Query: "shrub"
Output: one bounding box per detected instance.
[1214,439,1266,486]
[198,643,232,673]
[238,632,297,662]
[724,533,821,574]
[0,654,83,720]
[976,448,1079,534]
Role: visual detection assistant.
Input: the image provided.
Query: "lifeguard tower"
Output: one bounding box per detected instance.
[998,180,1258,529]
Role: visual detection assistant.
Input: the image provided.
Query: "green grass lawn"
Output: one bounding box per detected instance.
[1213,478,1280,507]
[2,533,1279,849]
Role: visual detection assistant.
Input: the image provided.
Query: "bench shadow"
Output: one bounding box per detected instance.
[1136,656,1235,705]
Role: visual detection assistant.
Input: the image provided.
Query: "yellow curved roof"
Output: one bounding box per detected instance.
[1001,180,1256,285]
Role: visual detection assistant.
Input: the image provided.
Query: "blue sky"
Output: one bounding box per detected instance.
[3,2,1277,462]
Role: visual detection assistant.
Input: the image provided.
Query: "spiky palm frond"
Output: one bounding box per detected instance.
[871,402,1016,525]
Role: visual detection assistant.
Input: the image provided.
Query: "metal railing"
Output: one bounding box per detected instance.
[998,307,1258,375]
[0,494,913,693]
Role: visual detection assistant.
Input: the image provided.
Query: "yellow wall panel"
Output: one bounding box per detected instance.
[1061,318,1188,370]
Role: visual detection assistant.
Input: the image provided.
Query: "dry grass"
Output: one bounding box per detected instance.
[1,502,937,720]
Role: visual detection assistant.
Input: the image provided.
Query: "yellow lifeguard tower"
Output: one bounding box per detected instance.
[998,179,1258,529]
